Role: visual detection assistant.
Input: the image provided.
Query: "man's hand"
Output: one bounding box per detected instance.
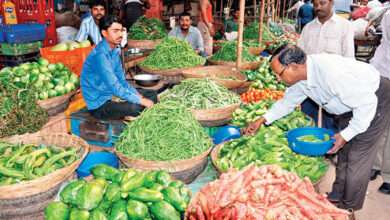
[209,25,215,37]
[327,133,347,154]
[195,49,202,55]
[244,117,266,136]
[140,98,154,108]
[365,26,371,36]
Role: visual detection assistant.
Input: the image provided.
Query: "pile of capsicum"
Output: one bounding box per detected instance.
[45,164,190,220]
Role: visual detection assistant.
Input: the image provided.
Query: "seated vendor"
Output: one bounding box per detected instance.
[219,8,239,36]
[75,0,106,44]
[168,11,206,57]
[81,15,157,120]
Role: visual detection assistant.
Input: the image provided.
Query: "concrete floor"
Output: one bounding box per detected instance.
[317,162,390,220]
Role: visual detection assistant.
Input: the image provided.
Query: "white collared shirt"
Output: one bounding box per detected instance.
[298,13,354,58]
[263,54,380,142]
[370,11,390,78]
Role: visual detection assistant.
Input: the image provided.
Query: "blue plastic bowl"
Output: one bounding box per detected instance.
[286,127,336,156]
[211,125,242,145]
[76,152,119,177]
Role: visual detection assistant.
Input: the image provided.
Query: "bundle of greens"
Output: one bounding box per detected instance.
[215,40,265,48]
[128,15,168,40]
[0,81,49,138]
[209,41,258,62]
[115,101,212,161]
[243,22,275,41]
[140,37,205,69]
[160,78,241,110]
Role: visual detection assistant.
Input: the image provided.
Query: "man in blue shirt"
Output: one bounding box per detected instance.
[168,11,205,57]
[75,0,106,44]
[298,0,314,30]
[81,15,157,119]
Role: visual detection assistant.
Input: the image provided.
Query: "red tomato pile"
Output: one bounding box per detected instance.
[241,88,284,103]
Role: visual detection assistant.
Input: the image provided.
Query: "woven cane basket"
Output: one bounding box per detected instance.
[127,39,162,50]
[37,88,77,116]
[207,59,263,71]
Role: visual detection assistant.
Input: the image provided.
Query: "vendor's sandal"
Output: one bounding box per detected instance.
[326,192,341,205]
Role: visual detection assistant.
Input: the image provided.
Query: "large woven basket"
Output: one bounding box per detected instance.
[261,39,276,45]
[207,59,263,71]
[0,133,89,199]
[37,88,77,116]
[127,39,162,50]
[190,101,241,122]
[138,63,206,75]
[248,46,266,55]
[230,81,252,95]
[114,146,212,184]
[211,141,328,189]
[182,66,246,89]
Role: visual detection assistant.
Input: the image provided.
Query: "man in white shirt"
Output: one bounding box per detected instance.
[244,44,390,211]
[369,10,390,195]
[286,0,305,25]
[367,0,383,8]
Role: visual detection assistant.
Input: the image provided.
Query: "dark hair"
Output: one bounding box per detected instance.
[179,11,192,20]
[270,44,307,66]
[89,0,106,9]
[232,8,239,13]
[99,15,122,32]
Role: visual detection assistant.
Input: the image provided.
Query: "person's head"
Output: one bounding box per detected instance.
[313,0,334,21]
[270,44,307,86]
[179,11,192,31]
[99,15,123,46]
[232,8,239,20]
[89,0,106,20]
[362,0,369,5]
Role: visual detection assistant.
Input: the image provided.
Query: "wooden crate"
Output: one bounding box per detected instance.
[39,113,68,134]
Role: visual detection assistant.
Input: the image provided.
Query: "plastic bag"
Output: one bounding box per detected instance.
[56,26,79,43]
[352,6,371,20]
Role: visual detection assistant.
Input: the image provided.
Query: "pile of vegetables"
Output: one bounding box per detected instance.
[243,22,275,42]
[186,163,349,219]
[268,34,298,51]
[45,165,191,220]
[241,57,288,91]
[230,99,313,129]
[240,88,284,103]
[50,40,91,51]
[0,142,79,186]
[140,37,205,69]
[269,22,285,38]
[0,82,49,138]
[215,125,328,182]
[115,101,212,161]
[160,78,241,110]
[0,58,80,100]
[209,41,259,62]
[298,134,330,142]
[128,15,168,40]
[215,40,265,48]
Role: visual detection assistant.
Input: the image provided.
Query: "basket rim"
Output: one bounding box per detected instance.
[0,133,89,199]
[138,62,206,75]
[37,87,78,107]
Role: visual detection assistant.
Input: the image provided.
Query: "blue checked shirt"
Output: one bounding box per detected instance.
[168,26,204,52]
[81,39,141,110]
[75,16,102,44]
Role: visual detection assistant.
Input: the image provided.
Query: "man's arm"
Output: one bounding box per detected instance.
[75,21,88,42]
[199,0,215,37]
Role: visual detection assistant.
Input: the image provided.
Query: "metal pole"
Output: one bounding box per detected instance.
[236,0,245,68]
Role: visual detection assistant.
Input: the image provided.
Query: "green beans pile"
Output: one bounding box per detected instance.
[215,40,265,48]
[140,37,205,70]
[160,78,241,110]
[243,22,275,41]
[128,16,168,40]
[209,41,258,62]
[115,101,212,161]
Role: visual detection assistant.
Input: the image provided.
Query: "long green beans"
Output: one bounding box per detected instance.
[243,22,275,41]
[160,78,241,110]
[209,41,259,62]
[140,37,205,69]
[128,16,168,40]
[115,101,212,161]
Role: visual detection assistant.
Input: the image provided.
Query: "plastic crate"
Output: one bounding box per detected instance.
[0,51,40,62]
[43,25,58,46]
[0,44,42,55]
[0,41,43,49]
[0,24,47,43]
[40,45,96,76]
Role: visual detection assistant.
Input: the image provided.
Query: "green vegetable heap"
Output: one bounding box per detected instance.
[230,99,313,129]
[215,40,265,48]
[160,78,241,110]
[298,134,330,142]
[243,22,275,41]
[215,126,328,183]
[45,165,190,220]
[209,40,259,62]
[0,142,79,186]
[140,37,205,69]
[128,15,168,40]
[115,101,212,161]
[268,36,297,51]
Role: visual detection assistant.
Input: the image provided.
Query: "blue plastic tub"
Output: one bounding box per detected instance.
[0,24,46,43]
[76,152,119,178]
[211,125,242,145]
[286,127,336,156]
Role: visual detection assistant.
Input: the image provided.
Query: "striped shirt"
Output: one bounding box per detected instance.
[298,13,354,58]
[75,16,102,45]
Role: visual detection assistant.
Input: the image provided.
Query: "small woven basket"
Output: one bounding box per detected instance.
[127,39,162,50]
[207,59,263,71]
[37,88,77,116]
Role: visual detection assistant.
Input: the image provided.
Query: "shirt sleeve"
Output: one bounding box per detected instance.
[194,29,205,52]
[372,8,388,27]
[168,28,175,37]
[95,52,141,104]
[75,21,88,42]
[343,21,355,59]
[263,84,308,124]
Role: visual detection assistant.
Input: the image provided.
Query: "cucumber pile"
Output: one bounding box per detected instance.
[0,57,79,100]
[45,165,190,220]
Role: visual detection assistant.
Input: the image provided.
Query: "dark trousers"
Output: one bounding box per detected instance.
[332,77,390,210]
[301,99,339,133]
[89,89,157,120]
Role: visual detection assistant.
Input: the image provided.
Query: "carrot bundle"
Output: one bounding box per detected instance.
[186,163,350,220]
